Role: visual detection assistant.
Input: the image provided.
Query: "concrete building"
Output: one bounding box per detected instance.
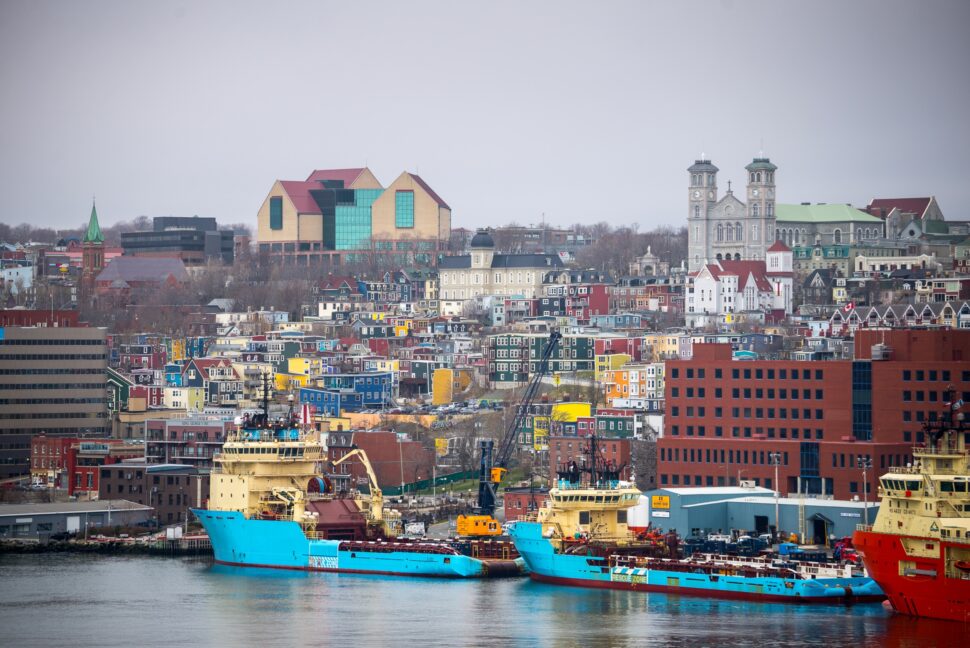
[256,167,451,267]
[0,326,109,480]
[121,216,234,265]
[0,500,153,540]
[644,486,878,544]
[438,229,564,314]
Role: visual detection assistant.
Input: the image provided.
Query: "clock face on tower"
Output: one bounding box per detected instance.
[708,191,714,200]
[692,190,701,199]
[752,189,760,197]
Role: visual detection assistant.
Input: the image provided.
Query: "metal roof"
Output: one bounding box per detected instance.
[776,203,882,224]
[0,499,153,518]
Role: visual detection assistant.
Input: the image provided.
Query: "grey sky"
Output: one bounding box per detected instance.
[1,0,967,233]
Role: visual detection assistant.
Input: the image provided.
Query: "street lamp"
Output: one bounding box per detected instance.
[857,455,872,526]
[768,452,782,542]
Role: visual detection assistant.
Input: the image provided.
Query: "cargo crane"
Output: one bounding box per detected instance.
[457,330,562,536]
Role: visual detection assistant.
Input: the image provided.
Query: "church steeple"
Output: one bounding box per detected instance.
[81,200,105,296]
[84,200,105,244]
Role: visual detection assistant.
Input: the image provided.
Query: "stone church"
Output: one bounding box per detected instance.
[686,157,778,272]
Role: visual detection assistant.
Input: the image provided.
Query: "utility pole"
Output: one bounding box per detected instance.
[857,455,872,526]
[769,452,781,541]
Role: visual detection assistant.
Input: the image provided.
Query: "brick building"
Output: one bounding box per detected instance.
[98,463,208,526]
[547,435,633,484]
[145,418,233,471]
[659,329,970,500]
[67,439,144,497]
[326,430,434,492]
[29,435,78,487]
[503,486,550,523]
[0,309,81,328]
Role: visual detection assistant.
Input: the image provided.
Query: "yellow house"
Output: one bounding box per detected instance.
[316,415,353,432]
[370,358,399,374]
[275,373,309,393]
[288,357,323,377]
[169,339,186,362]
[534,402,592,450]
[163,386,205,412]
[595,352,632,382]
[232,361,275,405]
[432,368,454,405]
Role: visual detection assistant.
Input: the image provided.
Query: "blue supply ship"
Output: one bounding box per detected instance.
[192,405,521,578]
[508,436,885,603]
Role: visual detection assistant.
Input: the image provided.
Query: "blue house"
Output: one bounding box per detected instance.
[299,387,363,417]
[315,371,394,408]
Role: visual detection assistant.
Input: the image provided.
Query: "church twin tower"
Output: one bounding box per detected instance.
[686,157,778,272]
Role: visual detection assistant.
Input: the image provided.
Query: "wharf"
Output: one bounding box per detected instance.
[0,534,212,557]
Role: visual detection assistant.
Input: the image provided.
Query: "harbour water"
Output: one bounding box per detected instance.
[0,554,959,647]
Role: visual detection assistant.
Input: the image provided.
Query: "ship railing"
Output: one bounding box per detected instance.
[855,524,873,533]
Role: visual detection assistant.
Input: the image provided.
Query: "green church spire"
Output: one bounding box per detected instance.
[84,200,104,244]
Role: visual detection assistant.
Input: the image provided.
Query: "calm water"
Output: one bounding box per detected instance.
[0,554,960,647]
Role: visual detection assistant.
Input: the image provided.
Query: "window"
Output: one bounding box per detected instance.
[395,191,415,228]
[269,196,283,230]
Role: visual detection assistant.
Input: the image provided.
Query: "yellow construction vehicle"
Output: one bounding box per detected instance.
[457,331,561,536]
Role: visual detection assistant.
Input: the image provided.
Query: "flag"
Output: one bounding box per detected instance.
[843,301,854,312]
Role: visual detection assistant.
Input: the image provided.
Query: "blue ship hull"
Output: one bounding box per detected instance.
[193,509,490,578]
[510,522,885,603]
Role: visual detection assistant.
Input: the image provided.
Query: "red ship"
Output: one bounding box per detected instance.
[854,388,970,622]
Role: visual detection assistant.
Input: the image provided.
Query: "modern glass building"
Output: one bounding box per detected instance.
[256,167,451,268]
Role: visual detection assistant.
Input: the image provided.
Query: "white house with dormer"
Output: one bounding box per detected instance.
[686,240,793,328]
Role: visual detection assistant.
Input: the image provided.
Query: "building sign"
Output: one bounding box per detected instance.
[839,512,861,518]
[651,511,670,518]
[435,438,449,457]
[651,495,670,510]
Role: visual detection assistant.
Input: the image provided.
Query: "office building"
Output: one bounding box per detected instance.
[0,327,108,479]
[658,329,970,500]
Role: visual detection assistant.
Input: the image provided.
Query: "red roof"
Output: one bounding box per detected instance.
[279,169,379,214]
[767,240,790,252]
[280,180,322,214]
[408,173,450,210]
[867,198,931,219]
[708,259,773,292]
[317,275,358,290]
[186,357,235,381]
[305,168,368,186]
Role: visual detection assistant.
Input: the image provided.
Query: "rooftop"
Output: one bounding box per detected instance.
[776,203,882,224]
[0,499,153,517]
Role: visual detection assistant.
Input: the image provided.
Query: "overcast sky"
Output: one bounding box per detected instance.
[1,0,967,233]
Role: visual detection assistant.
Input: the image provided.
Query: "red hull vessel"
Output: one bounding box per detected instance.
[852,389,970,623]
[854,530,970,622]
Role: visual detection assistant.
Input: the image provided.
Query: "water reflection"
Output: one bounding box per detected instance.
[0,555,964,648]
